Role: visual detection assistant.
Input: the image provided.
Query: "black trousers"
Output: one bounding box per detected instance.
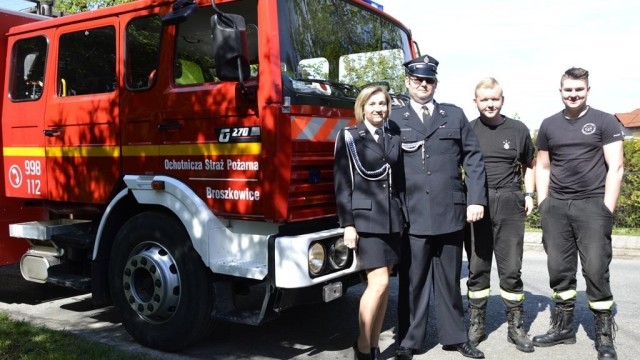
[398,230,467,349]
[464,189,526,309]
[539,196,614,309]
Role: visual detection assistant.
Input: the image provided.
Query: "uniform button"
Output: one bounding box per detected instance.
[427,171,431,175]
[426,154,430,158]
[383,184,387,188]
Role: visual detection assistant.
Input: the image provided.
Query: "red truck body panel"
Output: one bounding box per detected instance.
[1,0,362,224]
[0,9,49,265]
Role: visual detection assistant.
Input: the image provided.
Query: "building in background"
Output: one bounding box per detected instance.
[617,109,640,138]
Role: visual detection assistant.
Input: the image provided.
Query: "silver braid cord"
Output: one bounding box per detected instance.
[402,140,426,162]
[344,130,390,180]
[401,140,423,152]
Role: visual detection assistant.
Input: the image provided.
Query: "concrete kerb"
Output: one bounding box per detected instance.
[524,231,640,258]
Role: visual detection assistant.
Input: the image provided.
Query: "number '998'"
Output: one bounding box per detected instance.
[24,160,41,175]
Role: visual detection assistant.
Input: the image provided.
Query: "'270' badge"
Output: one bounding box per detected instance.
[217,126,261,143]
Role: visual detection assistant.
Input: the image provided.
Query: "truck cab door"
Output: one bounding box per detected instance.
[2,34,50,200]
[43,20,120,203]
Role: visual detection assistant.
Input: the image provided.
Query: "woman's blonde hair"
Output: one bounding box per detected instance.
[354,85,392,123]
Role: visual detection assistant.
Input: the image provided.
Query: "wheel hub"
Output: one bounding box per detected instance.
[122,243,181,323]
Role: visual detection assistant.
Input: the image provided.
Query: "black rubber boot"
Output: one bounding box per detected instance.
[532,304,576,347]
[594,310,617,360]
[468,305,487,347]
[506,307,534,353]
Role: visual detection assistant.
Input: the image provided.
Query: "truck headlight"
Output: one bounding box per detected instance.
[308,242,326,275]
[329,237,349,269]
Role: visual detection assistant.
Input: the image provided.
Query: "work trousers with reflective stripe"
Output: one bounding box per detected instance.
[540,196,614,308]
[465,189,525,309]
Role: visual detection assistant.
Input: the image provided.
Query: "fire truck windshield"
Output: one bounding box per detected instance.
[278,0,412,105]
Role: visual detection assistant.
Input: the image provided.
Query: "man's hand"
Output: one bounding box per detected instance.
[467,204,484,223]
[525,195,534,216]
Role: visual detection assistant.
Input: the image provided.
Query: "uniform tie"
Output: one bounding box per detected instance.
[375,127,383,143]
[375,128,385,152]
[422,105,431,123]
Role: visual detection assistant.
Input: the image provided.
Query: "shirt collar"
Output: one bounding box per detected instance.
[363,120,383,138]
[410,99,434,117]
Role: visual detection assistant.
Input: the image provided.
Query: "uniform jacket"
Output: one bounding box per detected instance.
[334,121,406,234]
[392,101,487,235]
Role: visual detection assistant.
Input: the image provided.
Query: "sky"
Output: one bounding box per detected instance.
[2,0,35,12]
[382,0,640,130]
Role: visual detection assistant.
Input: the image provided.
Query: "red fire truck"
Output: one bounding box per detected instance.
[0,0,416,351]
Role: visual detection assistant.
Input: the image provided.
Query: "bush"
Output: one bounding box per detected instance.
[526,139,640,231]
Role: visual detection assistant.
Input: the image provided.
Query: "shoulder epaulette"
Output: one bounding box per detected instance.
[439,102,462,110]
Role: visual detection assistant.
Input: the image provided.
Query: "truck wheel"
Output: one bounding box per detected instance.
[109,211,215,351]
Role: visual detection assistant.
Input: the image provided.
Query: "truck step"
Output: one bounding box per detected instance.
[213,308,278,325]
[10,219,92,241]
[47,265,91,290]
[47,273,91,290]
[51,232,96,249]
[212,281,278,326]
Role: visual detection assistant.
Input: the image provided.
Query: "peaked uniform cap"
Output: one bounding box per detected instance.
[404,54,439,78]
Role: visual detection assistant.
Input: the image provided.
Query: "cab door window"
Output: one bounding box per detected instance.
[174,2,258,85]
[10,36,48,101]
[125,15,162,90]
[58,26,116,96]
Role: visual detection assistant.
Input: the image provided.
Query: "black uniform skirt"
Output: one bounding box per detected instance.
[357,232,401,270]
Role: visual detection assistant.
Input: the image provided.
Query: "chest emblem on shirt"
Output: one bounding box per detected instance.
[582,123,596,135]
[503,140,511,149]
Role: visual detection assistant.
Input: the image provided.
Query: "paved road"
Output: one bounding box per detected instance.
[1,236,639,360]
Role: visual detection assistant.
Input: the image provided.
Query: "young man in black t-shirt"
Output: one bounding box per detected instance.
[464,77,536,353]
[532,68,624,360]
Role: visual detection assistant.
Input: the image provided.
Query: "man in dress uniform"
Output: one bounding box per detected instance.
[394,54,487,359]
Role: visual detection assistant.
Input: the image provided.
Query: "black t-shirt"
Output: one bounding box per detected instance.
[471,116,535,189]
[536,107,623,199]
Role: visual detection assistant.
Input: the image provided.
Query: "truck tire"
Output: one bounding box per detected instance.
[109,211,215,351]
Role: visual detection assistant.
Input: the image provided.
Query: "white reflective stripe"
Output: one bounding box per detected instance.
[552,290,577,301]
[468,288,490,299]
[589,300,614,310]
[293,117,353,140]
[296,116,323,140]
[328,119,353,141]
[500,289,525,302]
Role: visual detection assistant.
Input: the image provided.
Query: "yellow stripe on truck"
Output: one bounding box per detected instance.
[123,143,262,156]
[3,143,261,158]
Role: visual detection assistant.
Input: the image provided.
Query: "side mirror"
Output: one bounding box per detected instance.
[162,0,197,25]
[210,13,250,82]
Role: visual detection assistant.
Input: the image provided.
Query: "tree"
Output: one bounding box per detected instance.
[54,0,135,14]
[526,138,640,230]
[284,0,407,94]
[616,139,640,229]
[340,50,405,94]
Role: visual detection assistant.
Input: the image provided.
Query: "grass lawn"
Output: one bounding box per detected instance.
[0,312,153,360]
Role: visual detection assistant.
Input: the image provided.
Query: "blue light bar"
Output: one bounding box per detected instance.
[362,0,383,11]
